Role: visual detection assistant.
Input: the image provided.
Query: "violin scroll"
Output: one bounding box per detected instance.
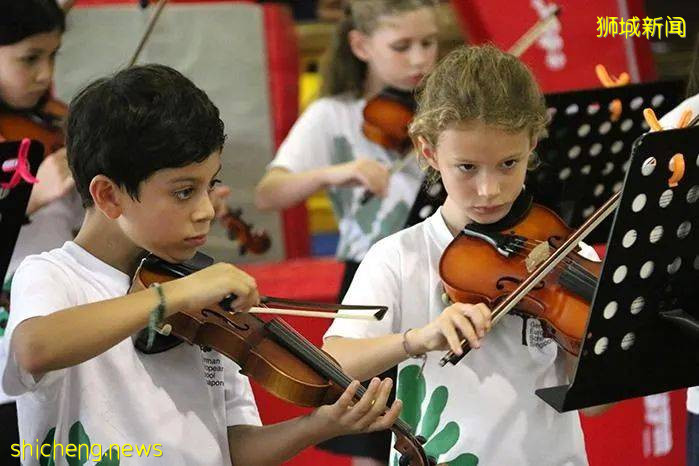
[220,207,271,255]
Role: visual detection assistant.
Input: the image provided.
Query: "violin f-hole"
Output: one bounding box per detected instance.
[201,308,250,332]
[496,276,545,291]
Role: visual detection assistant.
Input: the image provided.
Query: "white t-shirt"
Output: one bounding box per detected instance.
[2,242,261,466]
[269,94,424,262]
[0,190,84,406]
[657,93,699,414]
[325,208,590,466]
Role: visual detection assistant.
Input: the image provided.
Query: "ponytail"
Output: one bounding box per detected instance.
[320,16,367,97]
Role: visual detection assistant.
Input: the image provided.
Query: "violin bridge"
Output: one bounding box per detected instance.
[525,242,551,272]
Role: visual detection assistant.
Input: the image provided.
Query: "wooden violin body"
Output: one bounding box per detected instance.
[131,253,438,466]
[362,86,416,154]
[440,203,600,355]
[0,98,67,156]
[135,260,342,406]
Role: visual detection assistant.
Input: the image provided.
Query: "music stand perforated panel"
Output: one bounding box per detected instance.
[537,126,699,412]
[531,80,684,243]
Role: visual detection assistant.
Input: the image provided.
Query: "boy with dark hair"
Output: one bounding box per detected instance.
[2,64,400,466]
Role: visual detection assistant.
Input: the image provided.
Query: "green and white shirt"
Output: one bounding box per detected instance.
[325,208,592,466]
[2,242,261,466]
[269,95,424,262]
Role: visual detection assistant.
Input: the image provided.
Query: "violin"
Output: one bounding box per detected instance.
[358,87,417,204]
[130,252,440,466]
[0,97,67,157]
[220,207,271,255]
[362,86,416,154]
[439,190,607,365]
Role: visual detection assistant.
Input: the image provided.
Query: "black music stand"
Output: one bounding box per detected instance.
[536,125,699,412]
[404,81,684,236]
[0,140,44,284]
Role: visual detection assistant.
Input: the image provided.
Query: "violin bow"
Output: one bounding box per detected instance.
[128,0,169,67]
[243,306,385,321]
[225,295,388,322]
[507,4,561,58]
[253,295,387,321]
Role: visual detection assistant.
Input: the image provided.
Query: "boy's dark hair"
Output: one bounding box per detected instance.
[0,0,65,46]
[66,64,226,207]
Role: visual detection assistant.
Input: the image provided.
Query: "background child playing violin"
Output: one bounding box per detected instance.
[0,2,76,463]
[1,64,402,466]
[256,3,437,461]
[255,0,438,300]
[0,0,76,220]
[323,44,611,466]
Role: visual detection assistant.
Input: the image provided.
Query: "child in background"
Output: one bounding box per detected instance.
[0,2,76,463]
[256,0,438,299]
[255,2,438,463]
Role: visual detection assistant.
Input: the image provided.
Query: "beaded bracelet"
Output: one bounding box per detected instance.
[147,283,166,350]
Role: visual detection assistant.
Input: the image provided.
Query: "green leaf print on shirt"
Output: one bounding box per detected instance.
[40,428,56,466]
[67,421,90,466]
[95,449,120,466]
[2,274,11,293]
[356,198,381,233]
[1,274,13,337]
[369,200,409,243]
[331,136,355,165]
[448,453,480,466]
[0,308,8,337]
[328,136,356,220]
[40,422,120,466]
[394,365,479,466]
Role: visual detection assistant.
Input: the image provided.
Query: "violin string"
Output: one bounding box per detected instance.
[274,322,416,436]
[267,319,414,435]
[268,319,354,386]
[509,251,598,294]
[479,239,598,302]
[516,249,597,287]
[504,245,597,289]
[507,239,598,286]
[514,238,597,276]
[517,237,597,272]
